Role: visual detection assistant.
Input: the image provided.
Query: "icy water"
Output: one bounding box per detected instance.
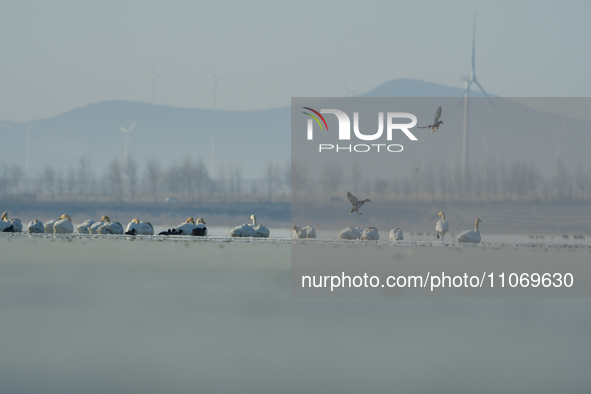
[0,234,590,393]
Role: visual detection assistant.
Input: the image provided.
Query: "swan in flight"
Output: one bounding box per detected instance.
[249,215,269,238]
[53,214,74,233]
[191,218,207,236]
[435,211,449,241]
[76,219,97,234]
[89,216,110,234]
[457,218,482,243]
[361,227,379,240]
[27,219,45,233]
[175,217,197,235]
[140,221,154,235]
[339,227,361,240]
[292,225,317,239]
[347,192,371,215]
[417,106,443,133]
[125,219,142,235]
[389,228,403,241]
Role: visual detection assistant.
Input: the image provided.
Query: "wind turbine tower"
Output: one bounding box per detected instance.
[461,14,497,181]
[211,70,226,110]
[119,120,137,159]
[150,65,164,104]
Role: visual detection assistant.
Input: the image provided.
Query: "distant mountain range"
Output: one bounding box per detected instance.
[1,79,588,180]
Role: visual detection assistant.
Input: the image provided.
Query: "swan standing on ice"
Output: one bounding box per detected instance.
[292,225,316,239]
[435,211,449,241]
[457,218,482,243]
[417,106,444,133]
[175,217,197,235]
[53,214,74,233]
[347,192,371,215]
[361,227,379,240]
[125,219,142,235]
[140,221,154,235]
[76,220,97,234]
[249,215,269,238]
[339,227,361,240]
[389,228,403,241]
[89,216,110,234]
[27,219,45,233]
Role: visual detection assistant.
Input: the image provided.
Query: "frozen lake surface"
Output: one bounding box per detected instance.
[1,234,590,393]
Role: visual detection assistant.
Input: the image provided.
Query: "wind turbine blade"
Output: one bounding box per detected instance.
[119,126,127,133]
[210,69,218,79]
[473,79,499,111]
[128,119,137,132]
[150,64,156,75]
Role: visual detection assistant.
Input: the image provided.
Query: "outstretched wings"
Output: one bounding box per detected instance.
[347,192,358,206]
[433,106,442,124]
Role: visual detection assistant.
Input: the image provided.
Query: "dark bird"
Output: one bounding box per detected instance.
[192,226,207,236]
[125,228,137,236]
[417,107,443,133]
[3,225,14,233]
[347,192,371,215]
[158,229,172,235]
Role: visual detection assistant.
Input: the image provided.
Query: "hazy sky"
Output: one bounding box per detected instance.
[1,0,590,123]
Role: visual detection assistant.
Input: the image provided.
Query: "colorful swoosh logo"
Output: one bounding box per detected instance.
[302,107,329,131]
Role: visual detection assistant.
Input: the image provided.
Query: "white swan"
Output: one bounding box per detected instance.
[27,219,45,233]
[53,214,74,233]
[361,227,379,240]
[389,228,403,241]
[0,212,10,232]
[89,216,110,234]
[436,211,449,241]
[125,218,142,235]
[44,218,60,233]
[292,225,307,238]
[292,225,317,239]
[339,227,361,240]
[76,219,97,234]
[457,218,482,243]
[1,212,22,232]
[175,217,197,235]
[97,220,124,234]
[140,221,154,235]
[230,223,256,237]
[193,218,207,236]
[249,215,269,238]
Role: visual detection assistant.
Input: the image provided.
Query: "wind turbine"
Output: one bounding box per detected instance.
[119,120,137,159]
[150,65,164,104]
[211,70,226,110]
[342,81,356,97]
[460,14,497,181]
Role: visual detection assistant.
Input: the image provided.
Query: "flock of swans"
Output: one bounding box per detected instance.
[0,211,271,238]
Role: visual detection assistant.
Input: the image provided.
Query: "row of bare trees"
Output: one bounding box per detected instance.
[1,156,291,203]
[292,158,591,202]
